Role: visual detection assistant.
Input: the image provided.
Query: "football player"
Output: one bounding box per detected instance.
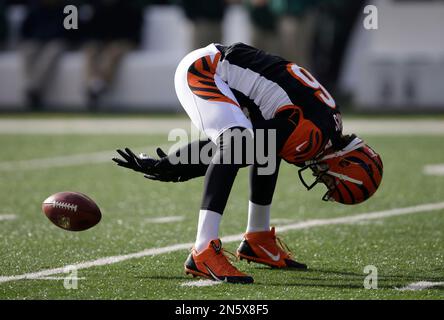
[113,43,383,284]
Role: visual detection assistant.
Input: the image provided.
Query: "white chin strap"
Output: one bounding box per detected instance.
[306,136,366,185]
[326,171,363,185]
[318,137,365,162]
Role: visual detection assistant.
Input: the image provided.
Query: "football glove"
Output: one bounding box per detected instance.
[112,147,188,182]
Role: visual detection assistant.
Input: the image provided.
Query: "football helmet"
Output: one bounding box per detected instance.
[298,135,383,204]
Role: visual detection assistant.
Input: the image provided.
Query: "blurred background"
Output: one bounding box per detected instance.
[0,0,443,113]
[1,1,444,301]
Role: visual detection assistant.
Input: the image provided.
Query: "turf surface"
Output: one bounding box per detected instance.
[0,120,443,299]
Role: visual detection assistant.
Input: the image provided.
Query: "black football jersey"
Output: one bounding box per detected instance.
[215,42,343,149]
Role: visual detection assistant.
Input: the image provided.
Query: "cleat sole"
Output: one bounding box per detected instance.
[237,252,284,268]
[184,267,212,280]
[238,252,307,269]
[184,267,253,284]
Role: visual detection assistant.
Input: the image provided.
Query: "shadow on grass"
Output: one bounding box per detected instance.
[258,280,444,290]
[249,267,444,290]
[134,275,187,281]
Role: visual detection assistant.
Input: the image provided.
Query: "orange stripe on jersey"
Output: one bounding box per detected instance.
[187,54,240,107]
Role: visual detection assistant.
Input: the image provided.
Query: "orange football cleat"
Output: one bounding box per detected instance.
[237,227,307,269]
[184,239,254,284]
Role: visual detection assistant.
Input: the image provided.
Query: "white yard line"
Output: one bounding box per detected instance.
[0,243,194,284]
[0,144,169,172]
[0,201,443,284]
[0,214,16,221]
[181,279,222,287]
[0,119,190,135]
[343,120,444,136]
[0,119,443,135]
[32,277,86,281]
[145,216,184,223]
[270,218,295,224]
[398,281,444,291]
[275,202,444,233]
[0,150,118,171]
[1,119,443,171]
[424,164,444,176]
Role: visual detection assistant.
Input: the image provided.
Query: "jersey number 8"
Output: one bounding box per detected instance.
[287,63,336,109]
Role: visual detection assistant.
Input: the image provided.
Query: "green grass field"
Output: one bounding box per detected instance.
[0,116,443,300]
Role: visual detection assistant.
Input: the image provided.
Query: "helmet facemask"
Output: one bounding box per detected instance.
[297,136,370,203]
[298,163,339,202]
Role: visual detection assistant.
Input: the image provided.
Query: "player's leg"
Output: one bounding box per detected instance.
[175,44,254,283]
[237,159,307,269]
[247,159,282,233]
[195,125,254,245]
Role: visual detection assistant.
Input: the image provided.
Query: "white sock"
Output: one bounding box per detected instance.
[246,201,271,233]
[195,209,222,253]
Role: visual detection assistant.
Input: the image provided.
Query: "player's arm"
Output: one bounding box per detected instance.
[112,115,293,182]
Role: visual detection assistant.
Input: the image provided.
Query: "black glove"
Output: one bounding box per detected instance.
[112,147,157,173]
[112,147,187,182]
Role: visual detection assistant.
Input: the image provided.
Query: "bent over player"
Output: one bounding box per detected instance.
[113,43,383,284]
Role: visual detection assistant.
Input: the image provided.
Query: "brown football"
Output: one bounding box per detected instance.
[42,191,101,231]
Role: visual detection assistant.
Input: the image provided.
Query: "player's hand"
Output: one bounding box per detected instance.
[143,147,189,182]
[112,147,158,174]
[112,147,187,182]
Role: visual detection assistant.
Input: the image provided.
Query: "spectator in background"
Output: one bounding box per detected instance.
[271,0,316,69]
[310,0,365,91]
[246,0,278,55]
[20,0,68,109]
[247,0,363,92]
[83,0,143,109]
[246,0,315,66]
[0,1,7,49]
[176,0,227,49]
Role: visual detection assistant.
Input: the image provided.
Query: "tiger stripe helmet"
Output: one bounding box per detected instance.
[298,136,383,205]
